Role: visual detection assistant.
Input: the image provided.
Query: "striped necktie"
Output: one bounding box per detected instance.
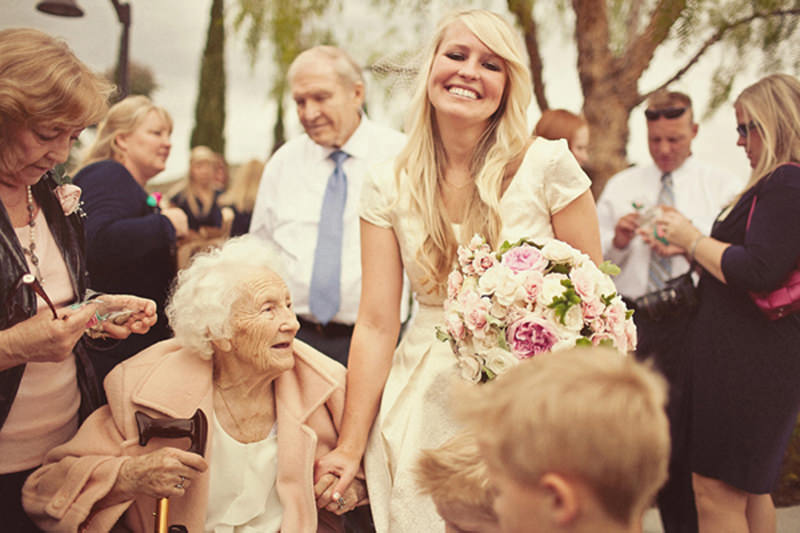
[647,172,674,291]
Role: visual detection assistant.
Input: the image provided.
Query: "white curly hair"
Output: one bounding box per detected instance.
[166,235,287,359]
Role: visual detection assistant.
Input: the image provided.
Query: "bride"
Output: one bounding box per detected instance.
[315,9,603,531]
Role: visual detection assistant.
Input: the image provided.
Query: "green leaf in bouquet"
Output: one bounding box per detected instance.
[498,240,513,256]
[601,292,617,306]
[481,366,497,382]
[598,338,615,348]
[497,330,510,351]
[548,283,582,325]
[435,326,452,343]
[599,260,621,276]
[575,337,592,347]
[626,309,635,319]
[550,263,571,275]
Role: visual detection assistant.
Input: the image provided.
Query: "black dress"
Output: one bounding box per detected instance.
[74,160,177,383]
[689,163,800,492]
[170,189,223,231]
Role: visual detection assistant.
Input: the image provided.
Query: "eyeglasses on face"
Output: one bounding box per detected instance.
[644,107,687,121]
[736,121,758,138]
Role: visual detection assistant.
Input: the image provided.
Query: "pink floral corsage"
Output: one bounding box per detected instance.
[55,183,83,216]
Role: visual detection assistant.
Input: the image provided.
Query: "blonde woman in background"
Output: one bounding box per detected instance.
[219,158,265,236]
[73,95,187,383]
[315,9,601,532]
[171,146,225,232]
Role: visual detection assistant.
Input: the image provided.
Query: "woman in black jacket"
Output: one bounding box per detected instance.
[658,73,800,532]
[0,28,156,532]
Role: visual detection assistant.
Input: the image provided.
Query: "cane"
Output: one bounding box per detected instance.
[135,409,208,533]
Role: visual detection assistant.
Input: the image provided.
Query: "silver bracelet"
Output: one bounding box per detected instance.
[689,235,706,261]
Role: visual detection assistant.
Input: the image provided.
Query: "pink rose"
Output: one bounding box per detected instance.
[520,270,544,303]
[582,296,605,319]
[447,270,463,300]
[506,314,558,360]
[55,183,82,216]
[501,244,547,274]
[471,250,497,274]
[463,293,490,338]
[445,313,466,341]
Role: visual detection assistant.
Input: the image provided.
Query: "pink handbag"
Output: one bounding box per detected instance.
[746,193,800,320]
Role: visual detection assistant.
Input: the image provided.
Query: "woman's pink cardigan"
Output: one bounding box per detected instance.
[23,338,348,533]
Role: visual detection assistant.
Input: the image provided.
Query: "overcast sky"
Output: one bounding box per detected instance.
[5,0,758,184]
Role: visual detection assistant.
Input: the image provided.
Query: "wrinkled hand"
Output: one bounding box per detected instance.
[162,207,189,239]
[654,209,700,251]
[6,303,99,364]
[314,447,362,510]
[613,212,640,249]
[115,447,208,500]
[314,473,367,515]
[638,230,687,257]
[93,294,157,339]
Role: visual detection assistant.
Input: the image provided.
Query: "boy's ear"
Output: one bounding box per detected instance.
[540,473,579,525]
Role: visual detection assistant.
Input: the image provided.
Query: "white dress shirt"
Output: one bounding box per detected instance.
[597,156,744,299]
[249,115,406,324]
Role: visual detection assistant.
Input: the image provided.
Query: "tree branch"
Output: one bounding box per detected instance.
[642,8,800,103]
[621,0,687,85]
[506,0,548,111]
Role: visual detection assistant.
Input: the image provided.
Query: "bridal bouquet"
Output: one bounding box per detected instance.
[437,235,636,383]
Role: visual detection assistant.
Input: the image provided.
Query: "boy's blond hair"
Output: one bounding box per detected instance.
[416,432,497,523]
[457,347,669,525]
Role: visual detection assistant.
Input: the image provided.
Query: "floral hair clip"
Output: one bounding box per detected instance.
[50,165,85,218]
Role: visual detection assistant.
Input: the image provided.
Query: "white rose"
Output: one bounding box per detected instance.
[477,264,506,295]
[494,272,527,307]
[561,303,584,332]
[538,273,568,306]
[457,354,483,383]
[541,239,577,264]
[484,347,518,377]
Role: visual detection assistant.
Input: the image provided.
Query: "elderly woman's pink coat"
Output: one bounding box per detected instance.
[22,338,348,532]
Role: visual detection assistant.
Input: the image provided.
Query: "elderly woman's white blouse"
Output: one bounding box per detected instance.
[204,414,282,532]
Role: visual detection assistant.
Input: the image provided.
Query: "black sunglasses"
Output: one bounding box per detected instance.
[736,121,758,138]
[644,107,687,121]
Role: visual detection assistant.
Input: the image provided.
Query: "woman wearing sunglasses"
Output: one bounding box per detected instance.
[658,73,800,532]
[0,29,157,532]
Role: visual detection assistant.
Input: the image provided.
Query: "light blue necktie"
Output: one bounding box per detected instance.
[648,172,674,291]
[309,150,349,324]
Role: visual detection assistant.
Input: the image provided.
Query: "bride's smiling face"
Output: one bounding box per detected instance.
[427,21,507,127]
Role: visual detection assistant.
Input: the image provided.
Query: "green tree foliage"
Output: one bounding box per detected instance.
[233,0,333,154]
[191,0,227,156]
[505,0,800,192]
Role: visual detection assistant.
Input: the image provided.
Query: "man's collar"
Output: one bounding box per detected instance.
[316,113,371,161]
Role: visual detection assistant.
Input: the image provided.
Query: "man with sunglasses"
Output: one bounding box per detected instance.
[597,89,743,533]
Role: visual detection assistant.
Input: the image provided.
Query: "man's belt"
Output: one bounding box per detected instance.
[298,316,354,338]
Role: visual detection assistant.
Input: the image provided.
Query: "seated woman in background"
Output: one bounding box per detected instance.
[0,28,156,532]
[73,95,189,383]
[23,236,365,533]
[533,108,590,168]
[170,145,224,231]
[219,158,265,236]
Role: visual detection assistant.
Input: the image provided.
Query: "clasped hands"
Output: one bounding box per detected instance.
[314,448,367,515]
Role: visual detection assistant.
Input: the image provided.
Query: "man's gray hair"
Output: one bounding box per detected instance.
[288,45,365,89]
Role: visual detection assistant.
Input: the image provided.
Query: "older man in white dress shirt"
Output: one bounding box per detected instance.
[597,90,743,533]
[249,46,406,367]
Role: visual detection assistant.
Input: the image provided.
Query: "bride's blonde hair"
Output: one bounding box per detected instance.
[396,9,531,293]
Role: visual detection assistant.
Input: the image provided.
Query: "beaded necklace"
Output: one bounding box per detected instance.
[20,185,43,282]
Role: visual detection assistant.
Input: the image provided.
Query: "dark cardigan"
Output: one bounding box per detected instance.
[0,174,101,430]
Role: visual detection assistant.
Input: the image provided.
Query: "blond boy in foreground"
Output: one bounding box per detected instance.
[458,347,670,533]
[417,432,500,533]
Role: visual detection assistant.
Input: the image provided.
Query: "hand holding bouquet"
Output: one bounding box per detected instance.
[437,235,636,383]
